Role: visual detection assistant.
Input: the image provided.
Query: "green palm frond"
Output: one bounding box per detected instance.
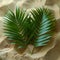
[4,7,56,48]
[4,7,30,48]
[31,8,56,47]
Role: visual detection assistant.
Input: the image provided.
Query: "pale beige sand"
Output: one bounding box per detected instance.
[0,0,60,60]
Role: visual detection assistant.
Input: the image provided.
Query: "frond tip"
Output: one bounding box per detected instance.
[4,7,56,48]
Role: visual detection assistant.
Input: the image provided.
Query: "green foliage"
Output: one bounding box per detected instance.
[31,8,56,47]
[4,7,56,48]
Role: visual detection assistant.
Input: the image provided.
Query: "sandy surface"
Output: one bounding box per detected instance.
[0,0,60,60]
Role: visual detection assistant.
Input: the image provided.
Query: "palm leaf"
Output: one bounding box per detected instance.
[31,8,56,47]
[4,7,30,48]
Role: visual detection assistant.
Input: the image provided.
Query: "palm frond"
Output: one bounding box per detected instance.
[31,8,56,47]
[4,7,29,48]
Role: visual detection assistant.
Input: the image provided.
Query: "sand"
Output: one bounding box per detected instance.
[0,0,60,60]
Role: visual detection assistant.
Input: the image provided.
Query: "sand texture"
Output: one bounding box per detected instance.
[0,0,60,60]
